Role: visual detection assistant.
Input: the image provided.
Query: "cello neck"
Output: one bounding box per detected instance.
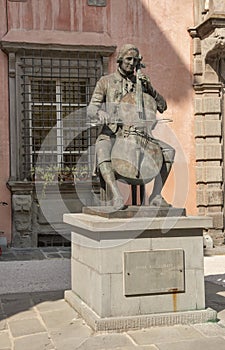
[136,60,145,120]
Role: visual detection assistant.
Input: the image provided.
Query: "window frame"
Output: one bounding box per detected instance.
[28,77,89,170]
[1,44,115,183]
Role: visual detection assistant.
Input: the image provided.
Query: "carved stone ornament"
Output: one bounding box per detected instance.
[202,28,225,59]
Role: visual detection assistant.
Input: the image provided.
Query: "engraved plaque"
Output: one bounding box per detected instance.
[124,249,185,296]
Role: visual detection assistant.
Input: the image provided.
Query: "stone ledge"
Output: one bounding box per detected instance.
[63,213,213,233]
[193,14,225,39]
[65,290,217,332]
[1,29,116,55]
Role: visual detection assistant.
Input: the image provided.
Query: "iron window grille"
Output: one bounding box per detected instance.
[19,50,102,181]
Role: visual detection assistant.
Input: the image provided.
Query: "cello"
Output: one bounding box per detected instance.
[111,58,163,194]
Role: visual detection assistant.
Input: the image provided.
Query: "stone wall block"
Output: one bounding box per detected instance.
[196,144,204,160]
[193,38,201,55]
[195,119,222,137]
[207,229,224,246]
[195,118,203,136]
[207,211,224,229]
[207,188,223,205]
[196,144,222,160]
[194,57,203,75]
[205,166,223,182]
[12,194,32,212]
[196,188,207,206]
[193,75,203,84]
[197,188,223,206]
[203,97,221,114]
[195,98,203,114]
[205,120,221,136]
[196,166,204,183]
[194,97,221,115]
[198,206,207,215]
[196,166,222,183]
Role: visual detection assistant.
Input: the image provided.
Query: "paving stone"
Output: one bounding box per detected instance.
[41,247,58,252]
[0,319,7,331]
[7,308,37,321]
[49,336,86,350]
[192,323,225,337]
[14,332,54,350]
[8,317,46,337]
[128,325,204,345]
[58,247,71,251]
[50,319,92,350]
[76,333,135,350]
[31,290,64,305]
[1,294,33,318]
[0,311,5,321]
[156,336,225,350]
[12,250,45,260]
[40,307,79,330]
[35,298,69,312]
[0,252,17,261]
[205,280,225,312]
[138,347,159,350]
[45,253,62,259]
[0,331,11,349]
[218,309,225,325]
[2,301,33,319]
[0,292,32,303]
[50,318,92,337]
[59,252,71,259]
[99,347,158,350]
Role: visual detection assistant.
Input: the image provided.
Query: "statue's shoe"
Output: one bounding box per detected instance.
[113,196,126,211]
[149,194,172,207]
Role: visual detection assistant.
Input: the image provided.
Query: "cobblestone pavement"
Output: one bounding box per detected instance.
[0,250,225,349]
[0,289,225,350]
[0,247,71,261]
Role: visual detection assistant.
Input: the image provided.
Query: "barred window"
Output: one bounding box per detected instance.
[19,51,102,180]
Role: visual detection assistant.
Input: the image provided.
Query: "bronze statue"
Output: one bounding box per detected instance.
[87,44,175,210]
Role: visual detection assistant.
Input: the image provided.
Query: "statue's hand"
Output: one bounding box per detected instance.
[138,73,151,89]
[155,93,167,113]
[97,110,111,125]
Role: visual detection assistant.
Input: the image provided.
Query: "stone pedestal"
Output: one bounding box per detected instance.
[64,212,216,331]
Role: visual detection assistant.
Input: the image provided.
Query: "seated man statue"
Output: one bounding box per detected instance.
[87,44,175,210]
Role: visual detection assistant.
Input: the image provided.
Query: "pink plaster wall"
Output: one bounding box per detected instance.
[108,0,196,213]
[1,0,196,242]
[0,0,12,244]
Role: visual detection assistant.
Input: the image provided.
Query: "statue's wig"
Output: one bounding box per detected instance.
[117,44,139,63]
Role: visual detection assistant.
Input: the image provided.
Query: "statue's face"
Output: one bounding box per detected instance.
[120,49,139,75]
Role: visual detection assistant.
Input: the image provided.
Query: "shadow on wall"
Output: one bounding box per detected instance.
[111,0,192,105]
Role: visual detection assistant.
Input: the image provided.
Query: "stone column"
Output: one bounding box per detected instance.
[189,4,225,245]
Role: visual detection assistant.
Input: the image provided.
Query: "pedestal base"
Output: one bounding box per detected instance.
[63,213,215,331]
[65,290,216,332]
[83,205,186,218]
